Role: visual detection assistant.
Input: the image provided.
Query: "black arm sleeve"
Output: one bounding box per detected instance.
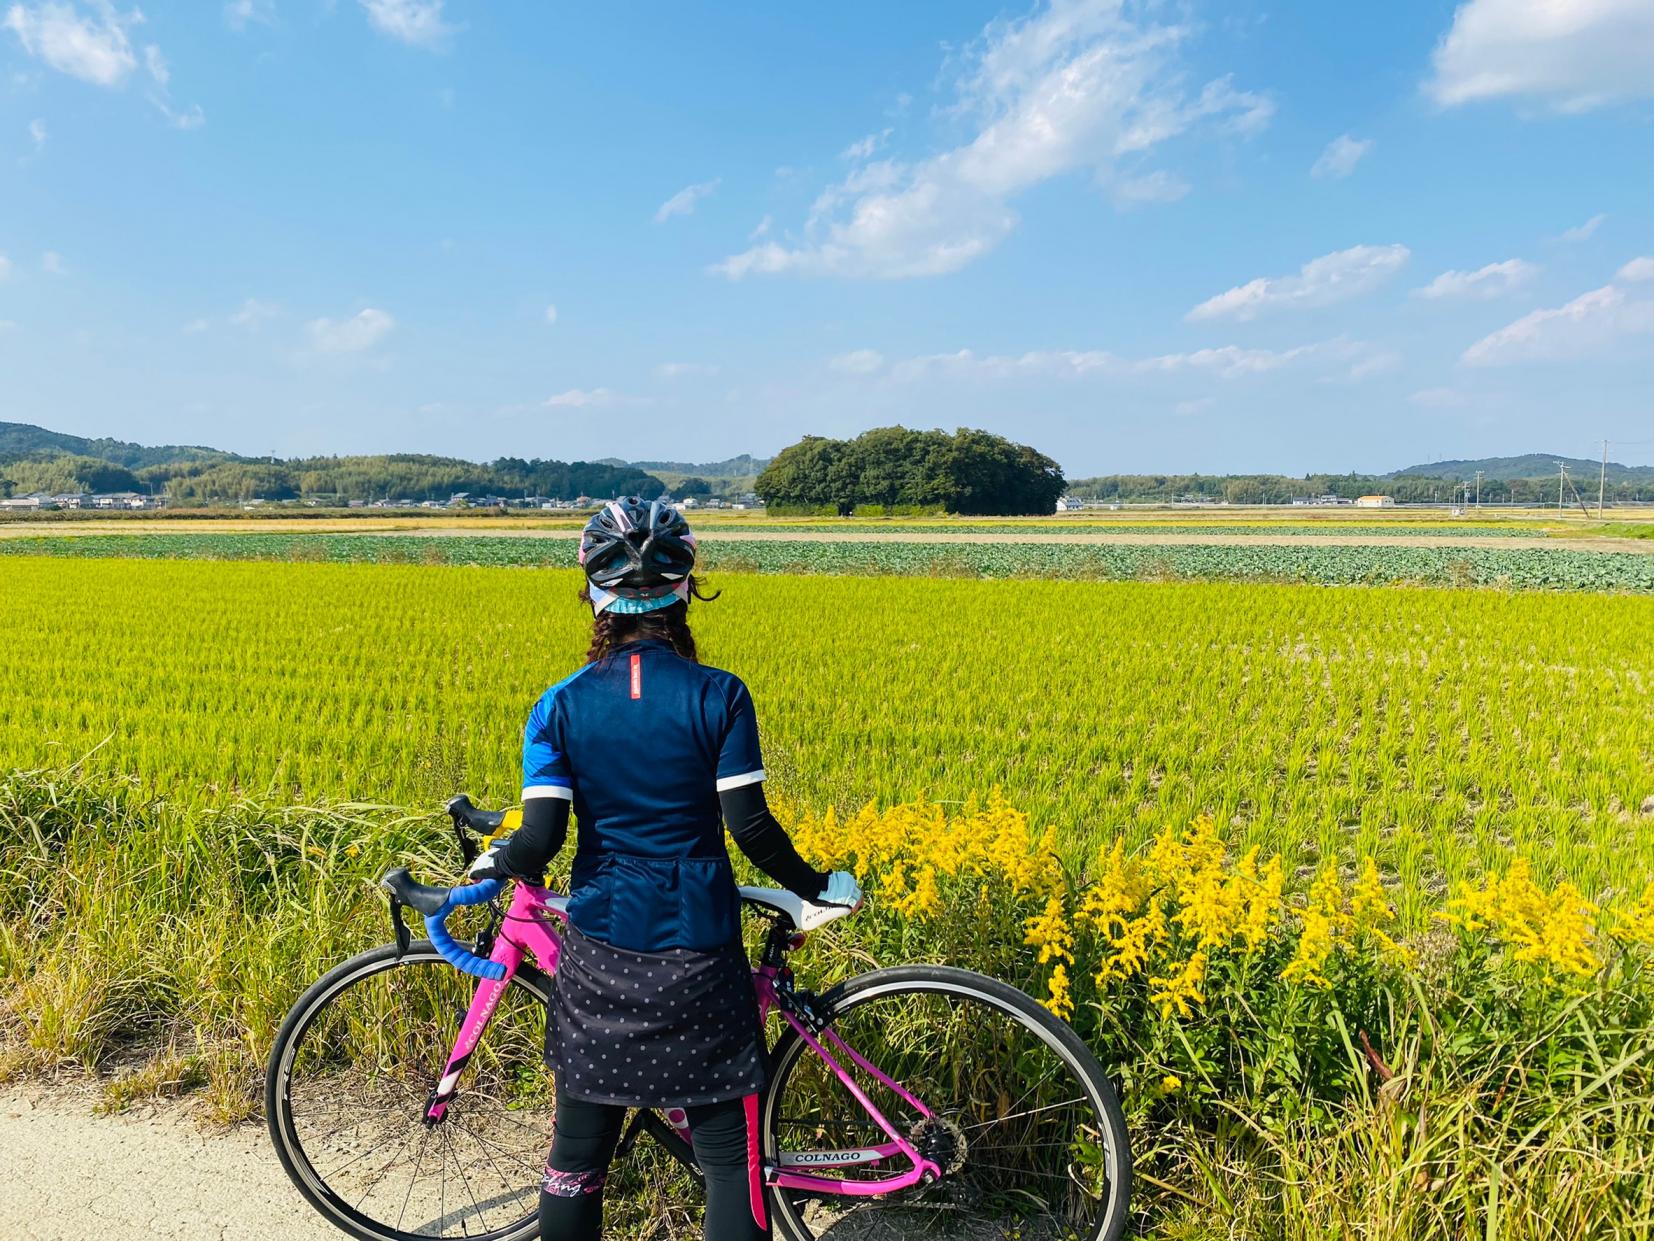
[720,781,830,899]
[498,796,570,883]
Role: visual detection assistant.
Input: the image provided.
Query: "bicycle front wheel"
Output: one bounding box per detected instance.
[265,942,555,1241]
[763,964,1132,1241]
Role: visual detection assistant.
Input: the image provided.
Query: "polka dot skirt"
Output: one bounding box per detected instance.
[546,924,768,1109]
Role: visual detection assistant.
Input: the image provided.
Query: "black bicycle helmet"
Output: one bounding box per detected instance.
[579,496,699,614]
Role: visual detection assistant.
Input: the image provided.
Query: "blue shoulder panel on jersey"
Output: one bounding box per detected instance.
[521,662,593,800]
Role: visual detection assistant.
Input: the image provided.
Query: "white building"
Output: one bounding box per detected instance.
[1353,494,1395,508]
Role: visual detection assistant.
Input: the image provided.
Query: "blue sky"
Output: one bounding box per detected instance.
[2,0,1651,476]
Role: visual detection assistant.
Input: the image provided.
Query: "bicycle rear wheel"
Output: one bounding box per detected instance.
[265,942,555,1241]
[762,964,1131,1241]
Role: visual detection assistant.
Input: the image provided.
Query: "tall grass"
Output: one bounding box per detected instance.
[4,770,1651,1236]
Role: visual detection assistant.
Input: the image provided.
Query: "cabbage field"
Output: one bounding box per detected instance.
[2,530,1652,590]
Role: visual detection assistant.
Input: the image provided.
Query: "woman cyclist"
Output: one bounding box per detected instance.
[467,496,861,1241]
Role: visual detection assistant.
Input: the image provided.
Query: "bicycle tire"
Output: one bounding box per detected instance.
[265,941,554,1241]
[761,963,1132,1241]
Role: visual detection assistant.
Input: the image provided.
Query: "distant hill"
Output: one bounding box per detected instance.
[1389,454,1654,483]
[0,421,240,469]
[0,421,664,504]
[597,453,771,477]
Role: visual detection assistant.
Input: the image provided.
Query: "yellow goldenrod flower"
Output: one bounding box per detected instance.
[1161,1074,1182,1093]
[1025,894,1075,965]
[1441,858,1600,978]
[1148,951,1207,1019]
[1283,866,1347,988]
[1042,962,1075,1021]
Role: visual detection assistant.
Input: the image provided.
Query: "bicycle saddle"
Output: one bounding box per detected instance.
[739,886,860,932]
[382,867,455,917]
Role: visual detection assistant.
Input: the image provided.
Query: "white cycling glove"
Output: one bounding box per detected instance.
[466,838,510,883]
[815,870,863,910]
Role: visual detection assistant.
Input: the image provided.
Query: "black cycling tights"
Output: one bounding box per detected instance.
[539,1088,768,1241]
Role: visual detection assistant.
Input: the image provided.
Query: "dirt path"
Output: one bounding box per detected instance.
[0,1084,335,1241]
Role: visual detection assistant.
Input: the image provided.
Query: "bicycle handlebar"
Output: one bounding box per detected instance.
[423,877,508,981]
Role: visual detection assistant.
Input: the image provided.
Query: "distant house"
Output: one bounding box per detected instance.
[1290,494,1346,507]
[50,492,92,509]
[1055,495,1088,512]
[93,491,157,509]
[0,493,57,511]
[1353,494,1395,508]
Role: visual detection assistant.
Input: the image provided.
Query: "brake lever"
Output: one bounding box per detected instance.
[387,894,412,959]
[448,810,479,866]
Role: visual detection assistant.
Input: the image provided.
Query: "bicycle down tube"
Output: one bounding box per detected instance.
[424,879,943,1192]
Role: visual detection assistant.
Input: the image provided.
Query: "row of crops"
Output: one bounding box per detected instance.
[4,557,1651,909]
[3,532,1651,590]
[684,522,1554,537]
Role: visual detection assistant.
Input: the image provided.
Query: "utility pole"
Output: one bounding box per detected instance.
[1558,461,1566,513]
[1598,439,1608,518]
[1474,469,1483,509]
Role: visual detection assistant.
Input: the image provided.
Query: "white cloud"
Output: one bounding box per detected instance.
[1310,134,1371,179]
[543,303,558,325]
[654,178,720,223]
[3,2,138,86]
[1426,0,1654,111]
[1413,258,1536,300]
[1616,257,1654,283]
[359,0,453,48]
[716,0,1271,280]
[306,307,395,353]
[142,41,166,85]
[842,128,893,162]
[1110,170,1189,209]
[134,38,203,127]
[229,298,279,328]
[28,117,46,148]
[1561,213,1605,242]
[657,362,720,379]
[747,215,772,241]
[1462,284,1654,366]
[545,387,620,408]
[40,250,63,273]
[884,337,1389,384]
[224,0,274,30]
[829,349,885,375]
[1187,244,1410,322]
[154,99,204,129]
[0,253,12,280]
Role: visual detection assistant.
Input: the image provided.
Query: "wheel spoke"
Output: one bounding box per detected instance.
[766,974,1128,1241]
[271,948,550,1240]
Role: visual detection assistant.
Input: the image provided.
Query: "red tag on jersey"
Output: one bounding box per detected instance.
[630,653,642,699]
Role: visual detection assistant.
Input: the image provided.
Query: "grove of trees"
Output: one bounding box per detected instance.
[756,427,1066,516]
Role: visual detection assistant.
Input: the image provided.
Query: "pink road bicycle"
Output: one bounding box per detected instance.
[266,796,1131,1241]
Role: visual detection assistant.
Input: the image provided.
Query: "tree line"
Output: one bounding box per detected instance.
[0,453,665,505]
[757,427,1066,516]
[1069,473,1654,505]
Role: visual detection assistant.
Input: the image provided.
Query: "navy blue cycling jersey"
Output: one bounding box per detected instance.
[521,638,765,952]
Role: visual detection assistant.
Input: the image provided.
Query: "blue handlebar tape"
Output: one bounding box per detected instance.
[425,878,507,980]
